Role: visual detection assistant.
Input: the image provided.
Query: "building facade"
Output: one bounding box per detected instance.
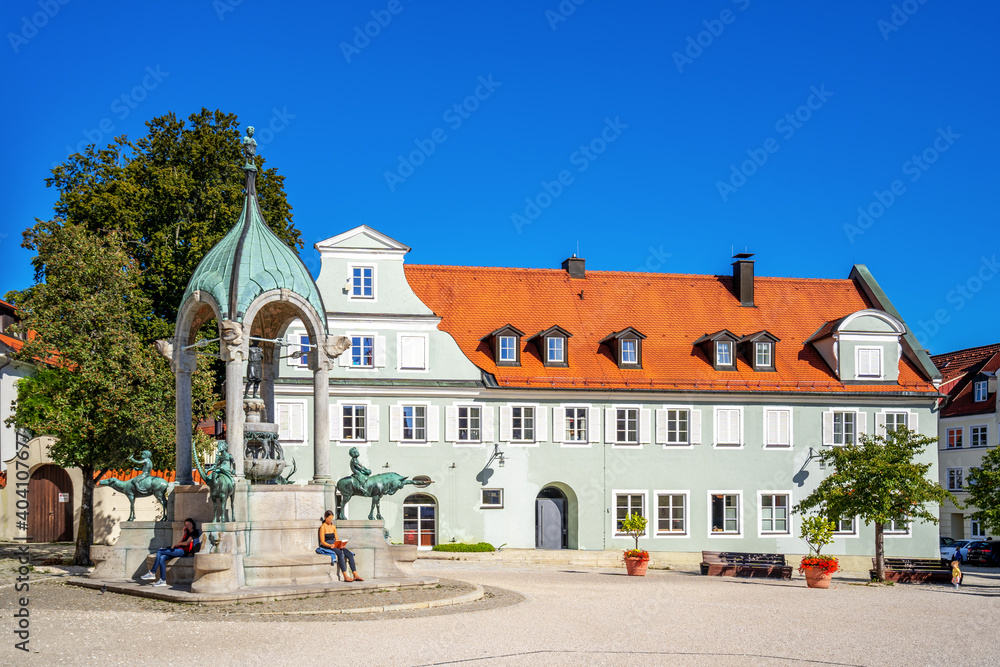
[272,226,943,561]
[932,343,999,540]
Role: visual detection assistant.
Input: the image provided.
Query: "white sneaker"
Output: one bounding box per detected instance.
[140,572,156,581]
[153,580,167,587]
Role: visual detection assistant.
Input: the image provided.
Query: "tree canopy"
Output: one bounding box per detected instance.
[965,447,1000,536]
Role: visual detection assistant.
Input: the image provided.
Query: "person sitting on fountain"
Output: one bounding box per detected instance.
[130,450,154,494]
[316,510,363,582]
[349,447,370,487]
[141,518,202,587]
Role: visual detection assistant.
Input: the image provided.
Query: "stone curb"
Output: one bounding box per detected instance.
[250,584,485,616]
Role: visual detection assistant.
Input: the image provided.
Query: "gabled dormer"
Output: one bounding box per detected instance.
[600,327,645,369]
[740,331,780,372]
[694,330,740,371]
[806,309,906,383]
[528,325,572,367]
[972,372,996,402]
[481,324,524,366]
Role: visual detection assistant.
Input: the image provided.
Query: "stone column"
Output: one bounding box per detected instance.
[312,354,331,483]
[174,351,196,485]
[222,323,247,480]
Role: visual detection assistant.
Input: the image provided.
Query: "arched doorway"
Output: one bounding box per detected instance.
[27,465,73,543]
[403,493,436,550]
[536,486,568,549]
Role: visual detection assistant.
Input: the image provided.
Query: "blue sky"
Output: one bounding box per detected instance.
[1,0,997,355]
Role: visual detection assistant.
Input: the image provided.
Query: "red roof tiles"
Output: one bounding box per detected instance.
[932,343,999,417]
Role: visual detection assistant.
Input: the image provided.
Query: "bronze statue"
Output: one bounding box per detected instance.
[99,473,169,521]
[193,441,236,523]
[336,449,422,520]
[244,343,264,398]
[129,450,155,494]
[242,126,257,168]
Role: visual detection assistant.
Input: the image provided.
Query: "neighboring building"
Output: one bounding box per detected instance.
[932,343,1000,540]
[273,225,943,562]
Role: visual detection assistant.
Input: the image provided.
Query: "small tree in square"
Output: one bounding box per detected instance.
[794,428,955,582]
[621,512,649,561]
[965,447,1000,536]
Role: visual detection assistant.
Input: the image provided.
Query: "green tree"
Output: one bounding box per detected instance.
[794,428,955,582]
[966,448,1000,536]
[5,223,216,565]
[42,108,300,336]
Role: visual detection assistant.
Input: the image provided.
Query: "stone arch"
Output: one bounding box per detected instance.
[536,481,579,550]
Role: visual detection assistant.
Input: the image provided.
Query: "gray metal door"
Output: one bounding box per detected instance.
[535,497,565,549]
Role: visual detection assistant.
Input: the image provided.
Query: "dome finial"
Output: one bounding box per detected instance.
[242,126,258,195]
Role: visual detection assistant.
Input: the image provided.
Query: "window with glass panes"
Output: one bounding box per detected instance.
[974,380,987,402]
[547,337,564,363]
[833,411,856,445]
[716,341,732,366]
[971,425,988,447]
[498,336,517,363]
[711,494,739,534]
[666,409,689,445]
[948,468,963,490]
[352,266,373,298]
[616,408,638,444]
[884,412,908,433]
[342,405,366,440]
[565,408,587,442]
[947,428,963,449]
[883,518,909,534]
[755,342,772,367]
[971,519,985,538]
[351,336,374,367]
[512,406,534,441]
[402,405,426,441]
[298,335,310,367]
[481,489,503,507]
[656,494,686,534]
[615,493,645,533]
[834,517,856,534]
[620,339,637,364]
[760,494,789,533]
[458,406,481,442]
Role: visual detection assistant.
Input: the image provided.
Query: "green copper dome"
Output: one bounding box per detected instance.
[180,174,327,333]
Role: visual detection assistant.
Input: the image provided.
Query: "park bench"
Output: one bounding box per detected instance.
[700,551,792,579]
[870,557,951,583]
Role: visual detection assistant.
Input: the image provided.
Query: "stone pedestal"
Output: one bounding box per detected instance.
[90,521,175,581]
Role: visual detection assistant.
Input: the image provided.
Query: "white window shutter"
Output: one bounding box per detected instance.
[908,412,918,434]
[367,405,379,442]
[690,409,702,445]
[857,351,870,377]
[778,411,789,445]
[427,406,440,442]
[732,410,742,444]
[339,348,351,366]
[857,411,867,436]
[639,408,651,444]
[374,336,387,368]
[655,409,667,444]
[499,406,512,442]
[445,406,457,442]
[291,404,304,442]
[822,411,834,446]
[482,406,494,442]
[875,413,887,437]
[389,405,402,442]
[278,403,291,440]
[766,411,777,445]
[605,408,615,443]
[588,407,601,443]
[330,404,342,441]
[552,407,565,444]
[535,406,547,443]
[716,410,727,444]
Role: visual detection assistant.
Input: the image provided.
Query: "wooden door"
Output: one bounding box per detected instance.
[27,465,73,543]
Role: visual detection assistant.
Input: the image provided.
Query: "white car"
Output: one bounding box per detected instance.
[941,540,973,562]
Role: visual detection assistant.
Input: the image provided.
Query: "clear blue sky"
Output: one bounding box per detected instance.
[2,0,997,355]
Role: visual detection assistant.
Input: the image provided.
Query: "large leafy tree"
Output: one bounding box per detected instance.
[966,448,1000,536]
[794,428,955,582]
[44,108,300,336]
[6,223,216,565]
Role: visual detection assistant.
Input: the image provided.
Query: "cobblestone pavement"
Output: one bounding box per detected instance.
[1,551,996,666]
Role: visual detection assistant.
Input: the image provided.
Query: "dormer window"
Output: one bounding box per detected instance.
[528,326,572,368]
[974,380,988,402]
[481,325,524,367]
[351,266,374,299]
[600,328,645,369]
[740,331,779,372]
[695,330,739,371]
[716,341,732,366]
[856,347,882,379]
[755,342,771,367]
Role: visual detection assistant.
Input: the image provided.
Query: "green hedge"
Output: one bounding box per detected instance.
[431,542,495,553]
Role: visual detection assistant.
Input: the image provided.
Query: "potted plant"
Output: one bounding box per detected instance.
[798,515,839,589]
[620,512,650,576]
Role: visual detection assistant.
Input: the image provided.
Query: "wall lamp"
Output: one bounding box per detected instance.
[486,443,505,468]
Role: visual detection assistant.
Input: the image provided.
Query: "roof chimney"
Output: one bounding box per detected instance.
[562,255,585,279]
[732,253,755,307]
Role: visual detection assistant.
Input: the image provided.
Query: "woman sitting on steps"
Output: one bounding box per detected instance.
[317,510,363,582]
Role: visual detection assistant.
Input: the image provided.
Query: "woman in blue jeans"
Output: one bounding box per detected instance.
[141,518,201,587]
[317,510,363,582]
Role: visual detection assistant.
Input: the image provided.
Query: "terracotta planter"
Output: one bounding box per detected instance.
[803,567,833,589]
[625,556,649,576]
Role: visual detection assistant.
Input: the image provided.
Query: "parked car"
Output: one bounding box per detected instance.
[965,540,999,565]
[940,536,957,547]
[941,540,973,562]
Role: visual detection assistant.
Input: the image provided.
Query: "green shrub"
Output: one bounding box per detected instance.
[431,542,495,552]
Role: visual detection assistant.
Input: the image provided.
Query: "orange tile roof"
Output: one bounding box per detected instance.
[0,332,23,353]
[932,343,999,417]
[404,265,937,394]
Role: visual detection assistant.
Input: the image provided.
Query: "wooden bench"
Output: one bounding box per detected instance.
[700,551,792,579]
[870,557,951,584]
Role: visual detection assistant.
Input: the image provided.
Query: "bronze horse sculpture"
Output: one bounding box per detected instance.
[336,472,422,520]
[193,445,236,523]
[98,475,169,521]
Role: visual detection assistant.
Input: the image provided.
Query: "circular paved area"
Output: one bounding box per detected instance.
[1,556,996,666]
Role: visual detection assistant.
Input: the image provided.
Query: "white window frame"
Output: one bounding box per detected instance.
[561,405,590,447]
[655,405,701,448]
[331,400,377,446]
[288,329,310,368]
[340,403,368,442]
[707,490,743,537]
[397,333,429,373]
[620,338,638,365]
[883,518,911,537]
[276,399,308,444]
[547,336,564,364]
[613,406,640,446]
[946,427,963,449]
[457,404,483,445]
[974,380,987,402]
[856,346,883,379]
[348,264,376,300]
[947,467,964,491]
[883,411,909,434]
[510,405,536,444]
[757,491,792,537]
[824,408,864,447]
[971,424,989,448]
[480,488,503,509]
[713,406,744,448]
[498,335,517,363]
[716,341,732,366]
[653,490,689,538]
[349,333,376,368]
[401,404,428,444]
[390,402,438,447]
[665,407,690,447]
[833,515,859,538]
[970,519,985,538]
[755,341,772,368]
[613,490,647,537]
[762,407,793,448]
